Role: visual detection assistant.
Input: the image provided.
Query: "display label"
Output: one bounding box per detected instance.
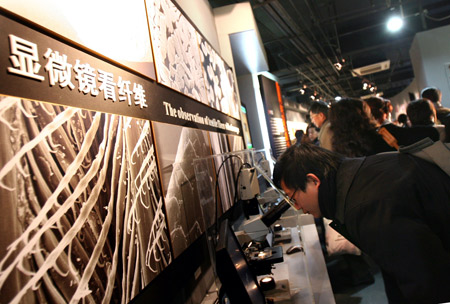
[0,9,241,135]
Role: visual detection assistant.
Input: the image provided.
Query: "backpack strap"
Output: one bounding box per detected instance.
[399,137,450,176]
[378,126,399,150]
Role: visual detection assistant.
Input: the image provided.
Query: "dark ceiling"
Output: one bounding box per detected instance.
[208,0,450,103]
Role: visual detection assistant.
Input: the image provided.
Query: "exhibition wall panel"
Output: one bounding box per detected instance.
[0,97,171,303]
[152,122,211,258]
[0,2,244,302]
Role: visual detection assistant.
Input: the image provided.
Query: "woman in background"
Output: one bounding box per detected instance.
[303,123,320,146]
[329,98,395,157]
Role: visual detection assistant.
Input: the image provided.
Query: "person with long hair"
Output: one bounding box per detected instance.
[328,98,394,157]
[365,96,388,127]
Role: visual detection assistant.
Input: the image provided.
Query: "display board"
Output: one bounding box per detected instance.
[146,0,208,104]
[0,96,171,303]
[0,3,244,303]
[209,133,235,214]
[258,75,290,158]
[197,33,241,119]
[152,122,211,258]
[145,0,241,120]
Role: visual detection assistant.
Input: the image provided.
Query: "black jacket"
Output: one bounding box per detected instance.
[320,153,450,303]
[382,123,440,146]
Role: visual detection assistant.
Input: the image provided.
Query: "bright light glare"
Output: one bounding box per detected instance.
[387,16,403,32]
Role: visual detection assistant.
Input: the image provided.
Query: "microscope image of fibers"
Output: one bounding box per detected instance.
[152,122,212,258]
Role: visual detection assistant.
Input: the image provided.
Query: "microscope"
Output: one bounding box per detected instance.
[234,160,295,275]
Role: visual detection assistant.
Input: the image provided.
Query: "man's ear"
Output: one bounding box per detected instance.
[306,173,321,187]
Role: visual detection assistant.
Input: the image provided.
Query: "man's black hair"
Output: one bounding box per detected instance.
[407,99,435,126]
[308,101,330,117]
[421,87,441,103]
[397,113,408,125]
[273,143,343,191]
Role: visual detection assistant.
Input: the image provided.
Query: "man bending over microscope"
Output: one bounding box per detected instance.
[272,144,450,304]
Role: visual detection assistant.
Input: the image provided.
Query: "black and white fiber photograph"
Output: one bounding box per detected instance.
[146,0,208,105]
[197,32,241,119]
[152,122,212,258]
[208,132,236,214]
[0,96,171,303]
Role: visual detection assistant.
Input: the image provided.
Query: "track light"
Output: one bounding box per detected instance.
[362,80,377,93]
[387,16,403,32]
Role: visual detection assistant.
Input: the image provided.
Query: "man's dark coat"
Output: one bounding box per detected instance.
[320,153,450,303]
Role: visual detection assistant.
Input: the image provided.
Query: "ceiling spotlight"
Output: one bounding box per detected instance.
[387,16,403,32]
[335,96,342,101]
[310,95,316,100]
[334,62,342,71]
[299,88,305,95]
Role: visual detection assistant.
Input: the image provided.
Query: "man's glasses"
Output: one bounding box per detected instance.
[288,189,298,204]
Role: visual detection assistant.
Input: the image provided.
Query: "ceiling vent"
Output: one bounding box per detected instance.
[361,92,384,100]
[351,60,390,77]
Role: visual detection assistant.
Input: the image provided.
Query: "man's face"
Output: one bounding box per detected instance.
[281,175,321,218]
[309,112,326,128]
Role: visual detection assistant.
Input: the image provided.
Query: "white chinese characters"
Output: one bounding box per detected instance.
[7,35,147,109]
[74,60,99,96]
[44,48,75,89]
[8,35,45,81]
